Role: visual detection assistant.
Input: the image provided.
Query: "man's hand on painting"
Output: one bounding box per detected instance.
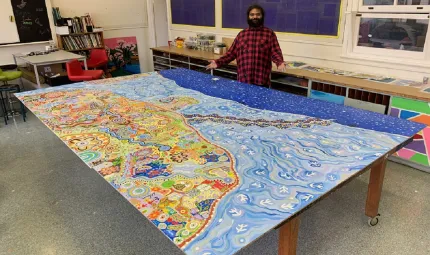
[206,60,218,70]
[277,62,287,72]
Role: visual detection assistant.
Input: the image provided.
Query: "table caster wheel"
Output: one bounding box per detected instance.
[368,213,380,227]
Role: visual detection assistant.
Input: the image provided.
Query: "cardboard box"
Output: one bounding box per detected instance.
[37,64,64,77]
[55,26,69,35]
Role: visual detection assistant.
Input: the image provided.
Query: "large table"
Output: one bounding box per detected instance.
[16,69,424,254]
[13,50,87,89]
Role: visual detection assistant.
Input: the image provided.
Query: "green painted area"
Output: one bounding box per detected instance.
[410,153,430,166]
[391,97,430,114]
[162,180,175,188]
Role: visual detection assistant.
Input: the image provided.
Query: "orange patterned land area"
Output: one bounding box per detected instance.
[18,89,239,247]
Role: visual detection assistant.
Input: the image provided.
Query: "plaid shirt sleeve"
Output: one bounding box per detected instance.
[271,32,284,67]
[215,34,240,67]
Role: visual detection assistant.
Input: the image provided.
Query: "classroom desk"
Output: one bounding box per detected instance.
[13,50,87,89]
[16,69,424,254]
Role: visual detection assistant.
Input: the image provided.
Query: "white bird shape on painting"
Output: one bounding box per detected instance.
[236,224,248,233]
[306,171,316,177]
[280,172,292,179]
[229,208,243,217]
[302,194,314,201]
[251,182,262,188]
[260,199,273,206]
[279,186,289,193]
[255,170,265,176]
[237,194,249,203]
[247,150,255,156]
[310,183,324,190]
[281,203,295,210]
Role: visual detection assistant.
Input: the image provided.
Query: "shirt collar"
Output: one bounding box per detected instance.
[249,25,264,31]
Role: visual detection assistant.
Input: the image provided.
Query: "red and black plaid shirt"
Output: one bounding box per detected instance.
[215,26,284,86]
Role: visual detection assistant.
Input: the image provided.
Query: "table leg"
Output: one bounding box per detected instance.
[33,64,41,89]
[13,55,24,90]
[84,59,88,70]
[278,216,300,255]
[365,156,387,225]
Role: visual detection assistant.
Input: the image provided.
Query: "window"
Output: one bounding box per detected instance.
[398,0,430,5]
[362,0,430,5]
[359,0,430,12]
[352,14,429,60]
[363,0,394,5]
[343,1,430,64]
[358,16,428,52]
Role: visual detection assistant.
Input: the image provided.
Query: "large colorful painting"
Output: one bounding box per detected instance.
[104,36,140,77]
[17,71,415,254]
[390,97,430,168]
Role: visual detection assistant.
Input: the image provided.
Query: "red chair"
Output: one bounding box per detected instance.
[66,60,103,82]
[85,49,109,69]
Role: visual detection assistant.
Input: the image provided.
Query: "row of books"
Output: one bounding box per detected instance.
[62,34,102,51]
[71,16,95,34]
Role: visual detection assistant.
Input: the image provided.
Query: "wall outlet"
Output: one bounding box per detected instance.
[44,66,52,73]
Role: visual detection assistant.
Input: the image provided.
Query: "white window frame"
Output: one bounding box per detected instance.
[359,0,430,13]
[352,13,430,60]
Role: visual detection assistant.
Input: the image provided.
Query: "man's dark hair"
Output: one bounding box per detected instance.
[247,4,265,19]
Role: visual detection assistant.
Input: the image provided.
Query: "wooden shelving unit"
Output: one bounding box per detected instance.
[57,31,105,52]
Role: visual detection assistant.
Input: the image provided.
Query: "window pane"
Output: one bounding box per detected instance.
[358,18,428,52]
[363,0,394,5]
[398,0,430,5]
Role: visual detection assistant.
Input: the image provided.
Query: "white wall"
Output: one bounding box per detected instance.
[0,0,55,66]
[168,0,430,81]
[153,0,169,47]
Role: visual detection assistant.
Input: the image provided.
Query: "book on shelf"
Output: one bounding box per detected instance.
[61,33,103,51]
[69,15,95,34]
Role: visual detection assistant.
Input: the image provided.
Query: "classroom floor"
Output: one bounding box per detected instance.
[1,113,430,255]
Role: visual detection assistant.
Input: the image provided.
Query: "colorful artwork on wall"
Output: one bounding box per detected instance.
[16,70,417,254]
[104,36,140,77]
[390,97,430,167]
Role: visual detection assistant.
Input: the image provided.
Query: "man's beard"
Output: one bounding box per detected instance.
[248,18,263,27]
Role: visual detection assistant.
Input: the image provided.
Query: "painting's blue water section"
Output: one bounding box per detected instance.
[160,68,424,137]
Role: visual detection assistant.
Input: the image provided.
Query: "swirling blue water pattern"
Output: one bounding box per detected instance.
[160,68,425,137]
[16,71,417,255]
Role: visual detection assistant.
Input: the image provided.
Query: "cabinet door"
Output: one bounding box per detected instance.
[0,0,20,44]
